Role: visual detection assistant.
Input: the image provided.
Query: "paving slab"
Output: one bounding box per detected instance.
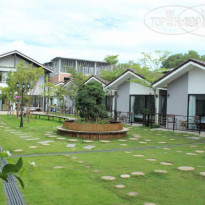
[115,184,125,188]
[127,192,138,196]
[25,138,40,141]
[178,166,195,171]
[66,144,76,148]
[38,140,54,145]
[83,145,95,149]
[154,169,167,174]
[101,176,116,181]
[120,174,130,178]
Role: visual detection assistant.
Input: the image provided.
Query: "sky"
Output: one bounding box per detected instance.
[0,0,205,64]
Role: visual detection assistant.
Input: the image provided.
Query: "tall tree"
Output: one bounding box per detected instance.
[104,55,119,65]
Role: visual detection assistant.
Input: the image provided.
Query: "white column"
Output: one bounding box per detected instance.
[94,62,97,75]
[75,60,78,71]
[58,59,61,82]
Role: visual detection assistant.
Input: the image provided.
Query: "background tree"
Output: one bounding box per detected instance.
[162,50,205,69]
[55,85,69,114]
[104,55,119,65]
[0,61,44,120]
[40,76,56,114]
[76,81,107,122]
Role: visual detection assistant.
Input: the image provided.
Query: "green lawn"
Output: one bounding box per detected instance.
[0,115,205,205]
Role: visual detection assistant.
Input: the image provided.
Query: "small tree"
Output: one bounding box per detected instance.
[75,81,107,122]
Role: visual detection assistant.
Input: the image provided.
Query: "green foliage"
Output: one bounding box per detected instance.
[162,50,205,69]
[0,156,24,189]
[99,67,124,81]
[76,81,107,122]
[104,55,119,65]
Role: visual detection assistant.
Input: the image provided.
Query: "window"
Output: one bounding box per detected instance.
[0,72,2,82]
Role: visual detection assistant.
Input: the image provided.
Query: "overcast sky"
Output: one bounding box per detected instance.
[0,0,205,64]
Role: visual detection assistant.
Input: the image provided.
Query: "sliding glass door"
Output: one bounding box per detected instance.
[130,95,154,123]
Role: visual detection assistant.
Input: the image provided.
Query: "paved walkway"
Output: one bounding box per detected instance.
[11,142,204,158]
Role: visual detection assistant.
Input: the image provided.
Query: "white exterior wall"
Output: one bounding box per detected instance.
[0,55,15,67]
[188,68,205,94]
[33,75,45,95]
[129,82,154,95]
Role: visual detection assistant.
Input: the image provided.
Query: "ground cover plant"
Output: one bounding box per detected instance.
[0,115,205,204]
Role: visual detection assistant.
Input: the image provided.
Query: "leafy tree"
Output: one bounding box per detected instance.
[76,81,107,122]
[99,67,124,81]
[162,50,204,69]
[55,85,69,114]
[104,55,119,65]
[40,76,56,114]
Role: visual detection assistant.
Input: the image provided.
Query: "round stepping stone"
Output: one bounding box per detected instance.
[154,169,167,174]
[145,139,151,142]
[101,176,116,181]
[14,149,23,152]
[118,139,127,142]
[133,154,144,157]
[56,137,66,140]
[176,151,182,153]
[144,203,156,205]
[115,184,125,189]
[197,166,204,168]
[146,158,157,161]
[68,139,78,142]
[178,166,195,171]
[133,134,141,138]
[186,153,197,156]
[92,169,100,173]
[120,174,130,178]
[195,150,204,153]
[131,172,144,176]
[158,142,167,144]
[129,138,138,141]
[139,142,147,144]
[169,139,175,140]
[29,146,37,149]
[100,140,110,143]
[42,144,50,146]
[120,144,127,146]
[83,140,93,143]
[160,162,173,166]
[54,166,65,169]
[163,148,170,150]
[85,165,91,168]
[191,145,197,148]
[199,172,205,176]
[78,161,85,163]
[125,151,131,153]
[47,135,57,138]
[127,192,138,196]
[71,156,77,159]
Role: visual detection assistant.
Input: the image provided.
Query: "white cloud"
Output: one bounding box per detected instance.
[0,0,205,63]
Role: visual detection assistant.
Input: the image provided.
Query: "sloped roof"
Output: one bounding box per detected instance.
[83,75,110,85]
[152,58,205,88]
[0,50,52,73]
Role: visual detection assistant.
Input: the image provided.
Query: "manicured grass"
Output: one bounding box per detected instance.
[0,181,7,205]
[0,115,205,205]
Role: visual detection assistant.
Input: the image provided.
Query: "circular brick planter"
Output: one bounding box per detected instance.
[57,121,128,140]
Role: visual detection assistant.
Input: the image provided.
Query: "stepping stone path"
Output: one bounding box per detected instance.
[101,176,116,181]
[68,139,78,142]
[191,145,197,148]
[38,141,53,145]
[178,166,195,171]
[56,137,66,140]
[71,156,77,159]
[85,165,91,168]
[133,154,144,157]
[19,136,32,138]
[118,139,127,142]
[160,162,173,166]
[83,145,95,149]
[26,138,40,141]
[125,151,131,153]
[115,184,125,189]
[146,158,157,161]
[200,172,205,176]
[92,169,100,173]
[154,170,167,174]
[133,134,141,138]
[120,174,130,178]
[54,166,65,169]
[144,203,156,205]
[186,153,197,156]
[158,142,167,144]
[127,192,138,197]
[83,140,93,143]
[176,151,182,153]
[78,161,85,163]
[47,135,57,138]
[120,144,127,146]
[139,142,147,144]
[29,146,37,149]
[100,140,110,143]
[131,172,144,176]
[169,139,175,140]
[66,144,76,148]
[14,149,23,152]
[195,150,204,153]
[42,144,50,146]
[145,139,151,142]
[187,137,200,140]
